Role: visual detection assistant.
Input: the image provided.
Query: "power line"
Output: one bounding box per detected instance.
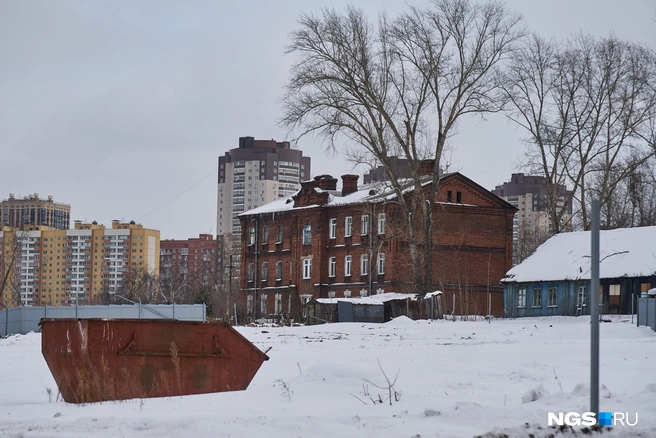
[138,167,217,220]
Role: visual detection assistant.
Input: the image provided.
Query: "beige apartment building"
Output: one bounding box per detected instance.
[0,221,159,308]
[1,193,70,230]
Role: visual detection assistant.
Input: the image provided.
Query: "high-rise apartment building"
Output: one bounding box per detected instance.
[492,173,572,265]
[217,137,311,236]
[1,193,70,230]
[0,221,159,308]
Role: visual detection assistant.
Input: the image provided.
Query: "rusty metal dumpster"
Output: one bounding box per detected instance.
[40,319,269,403]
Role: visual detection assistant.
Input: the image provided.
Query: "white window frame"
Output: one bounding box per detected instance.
[345,216,352,237]
[260,294,267,316]
[329,218,337,239]
[302,258,312,279]
[344,255,352,276]
[377,252,385,274]
[248,227,255,245]
[378,213,386,235]
[247,263,254,282]
[517,288,526,308]
[261,262,268,281]
[328,257,336,277]
[274,293,282,314]
[578,286,587,307]
[361,215,369,235]
[360,254,368,276]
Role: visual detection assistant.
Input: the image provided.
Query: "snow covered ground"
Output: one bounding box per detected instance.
[1,315,655,438]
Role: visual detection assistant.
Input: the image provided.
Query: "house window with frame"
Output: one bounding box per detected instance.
[329,218,337,239]
[276,224,283,243]
[274,293,282,314]
[345,216,352,237]
[377,213,386,235]
[377,252,385,274]
[328,257,336,277]
[302,258,312,279]
[344,255,352,277]
[302,225,312,245]
[247,263,254,282]
[248,227,255,245]
[578,286,587,307]
[275,261,282,280]
[532,287,542,307]
[261,262,268,281]
[260,294,267,316]
[360,254,368,276]
[518,288,526,307]
[548,287,558,307]
[361,215,369,235]
[609,284,620,305]
[262,226,269,243]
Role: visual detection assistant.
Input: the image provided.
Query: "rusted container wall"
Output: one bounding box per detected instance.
[41,319,268,403]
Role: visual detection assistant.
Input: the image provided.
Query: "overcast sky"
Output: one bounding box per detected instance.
[1,0,654,239]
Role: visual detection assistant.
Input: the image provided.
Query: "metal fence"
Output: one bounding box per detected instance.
[637,298,656,332]
[0,304,206,336]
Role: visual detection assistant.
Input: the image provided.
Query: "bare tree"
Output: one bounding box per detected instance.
[514,218,550,264]
[503,34,656,231]
[158,261,189,304]
[116,266,158,304]
[281,0,523,292]
[0,228,26,308]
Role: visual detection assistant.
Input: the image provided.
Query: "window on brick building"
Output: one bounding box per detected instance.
[329,218,337,239]
[275,261,282,280]
[277,224,283,243]
[262,262,268,281]
[345,216,352,237]
[262,226,269,243]
[247,263,254,282]
[377,213,386,235]
[456,191,462,203]
[344,255,352,277]
[261,294,267,316]
[361,215,369,235]
[377,252,385,274]
[447,191,452,203]
[303,225,312,245]
[275,293,282,314]
[361,254,368,276]
[302,258,312,279]
[328,257,336,277]
[248,227,255,245]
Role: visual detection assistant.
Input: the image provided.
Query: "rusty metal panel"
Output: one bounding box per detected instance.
[40,319,268,403]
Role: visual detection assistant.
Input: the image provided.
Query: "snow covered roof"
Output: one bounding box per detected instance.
[239,174,455,217]
[502,226,656,283]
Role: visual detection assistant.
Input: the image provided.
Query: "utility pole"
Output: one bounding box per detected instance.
[590,199,600,417]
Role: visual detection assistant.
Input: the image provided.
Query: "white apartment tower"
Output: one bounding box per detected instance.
[217,137,311,236]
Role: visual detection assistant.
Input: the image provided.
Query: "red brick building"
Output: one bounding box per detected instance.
[159,234,219,302]
[236,172,516,321]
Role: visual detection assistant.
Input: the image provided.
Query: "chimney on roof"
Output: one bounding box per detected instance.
[420,159,435,176]
[314,174,338,191]
[341,174,359,196]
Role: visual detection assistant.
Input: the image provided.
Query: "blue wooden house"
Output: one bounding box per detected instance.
[502,226,656,317]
